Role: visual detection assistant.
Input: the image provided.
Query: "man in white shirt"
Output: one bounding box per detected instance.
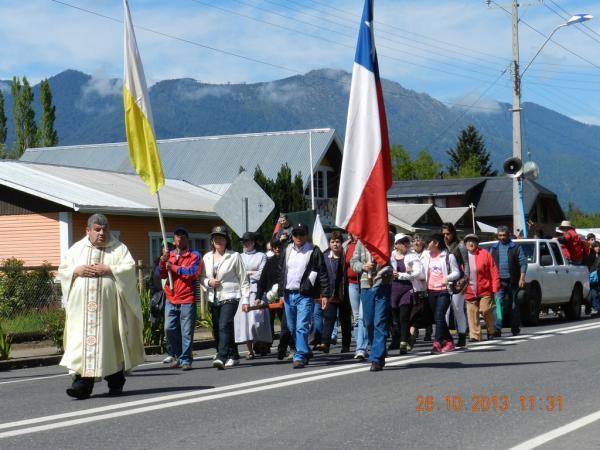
[278,223,330,368]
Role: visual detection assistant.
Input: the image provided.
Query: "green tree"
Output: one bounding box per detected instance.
[391,144,414,180]
[11,76,38,156]
[38,79,58,147]
[447,153,481,179]
[0,89,6,157]
[391,144,441,180]
[447,125,496,177]
[566,203,600,228]
[412,150,442,179]
[253,164,308,242]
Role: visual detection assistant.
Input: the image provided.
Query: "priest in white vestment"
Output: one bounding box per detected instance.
[58,214,145,399]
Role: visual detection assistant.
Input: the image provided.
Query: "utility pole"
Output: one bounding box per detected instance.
[511,0,523,236]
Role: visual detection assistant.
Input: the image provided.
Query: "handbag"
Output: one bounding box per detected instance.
[445,254,468,295]
[150,290,166,319]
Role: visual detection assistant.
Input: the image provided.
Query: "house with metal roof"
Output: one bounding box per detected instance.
[21,128,343,225]
[388,177,564,236]
[0,161,221,266]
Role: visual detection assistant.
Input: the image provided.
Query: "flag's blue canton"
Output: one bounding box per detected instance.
[354,0,375,72]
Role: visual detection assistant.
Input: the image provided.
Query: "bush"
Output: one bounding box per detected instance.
[42,308,65,353]
[0,258,58,319]
[0,322,11,360]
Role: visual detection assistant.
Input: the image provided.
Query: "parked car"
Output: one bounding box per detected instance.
[480,239,590,326]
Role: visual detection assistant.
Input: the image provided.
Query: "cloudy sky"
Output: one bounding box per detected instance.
[1,0,599,125]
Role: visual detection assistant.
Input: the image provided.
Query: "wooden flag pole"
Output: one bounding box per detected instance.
[156,191,173,293]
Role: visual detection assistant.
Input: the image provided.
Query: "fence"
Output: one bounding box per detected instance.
[0,258,211,341]
[0,258,62,338]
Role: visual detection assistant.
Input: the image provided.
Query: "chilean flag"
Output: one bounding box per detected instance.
[335,0,392,266]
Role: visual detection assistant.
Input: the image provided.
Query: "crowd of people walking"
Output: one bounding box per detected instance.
[59,213,600,399]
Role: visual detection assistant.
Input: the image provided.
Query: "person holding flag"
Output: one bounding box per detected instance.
[336,0,393,371]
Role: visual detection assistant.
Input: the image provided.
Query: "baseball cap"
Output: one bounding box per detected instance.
[173,227,189,238]
[210,225,228,237]
[291,223,308,236]
[394,233,410,244]
[463,233,479,243]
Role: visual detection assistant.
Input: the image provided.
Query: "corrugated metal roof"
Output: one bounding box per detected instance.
[387,178,484,198]
[0,162,218,217]
[387,202,440,226]
[436,207,470,225]
[20,128,341,188]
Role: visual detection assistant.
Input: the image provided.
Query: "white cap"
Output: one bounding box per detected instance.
[394,233,411,244]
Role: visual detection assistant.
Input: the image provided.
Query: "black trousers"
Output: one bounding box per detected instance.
[321,299,352,348]
[390,305,412,346]
[270,307,294,351]
[210,300,239,361]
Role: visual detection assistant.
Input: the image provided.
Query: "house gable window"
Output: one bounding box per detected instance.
[306,165,334,200]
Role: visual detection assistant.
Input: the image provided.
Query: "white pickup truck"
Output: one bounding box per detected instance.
[480,239,590,326]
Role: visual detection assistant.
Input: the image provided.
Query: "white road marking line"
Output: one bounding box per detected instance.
[0,351,425,431]
[0,374,67,386]
[0,353,452,439]
[2,319,599,386]
[509,409,600,450]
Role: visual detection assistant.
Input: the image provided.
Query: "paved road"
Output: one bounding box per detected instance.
[2,315,600,449]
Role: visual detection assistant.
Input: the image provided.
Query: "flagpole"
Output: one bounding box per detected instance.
[309,130,315,210]
[156,191,173,292]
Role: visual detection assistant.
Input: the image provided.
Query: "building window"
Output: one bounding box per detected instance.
[434,198,447,208]
[148,232,210,264]
[313,170,326,199]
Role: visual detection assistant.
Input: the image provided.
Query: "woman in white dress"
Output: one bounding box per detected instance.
[235,232,270,359]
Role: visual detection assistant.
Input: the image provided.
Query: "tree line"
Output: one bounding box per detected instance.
[391,124,497,181]
[0,76,58,158]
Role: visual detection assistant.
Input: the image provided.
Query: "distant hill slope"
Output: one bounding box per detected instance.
[2,68,599,211]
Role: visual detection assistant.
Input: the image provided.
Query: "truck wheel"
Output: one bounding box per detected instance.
[565,285,583,321]
[521,285,540,326]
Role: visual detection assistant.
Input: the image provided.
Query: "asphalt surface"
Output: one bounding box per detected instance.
[2,315,600,450]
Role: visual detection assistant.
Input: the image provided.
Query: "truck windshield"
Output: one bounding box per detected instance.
[479,242,536,263]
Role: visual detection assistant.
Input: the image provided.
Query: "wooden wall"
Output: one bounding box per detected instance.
[0,213,61,266]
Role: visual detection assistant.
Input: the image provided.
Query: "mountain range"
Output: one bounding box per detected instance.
[1,68,599,211]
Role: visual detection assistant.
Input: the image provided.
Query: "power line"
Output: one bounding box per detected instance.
[199,0,504,81]
[547,0,600,42]
[543,1,600,46]
[490,0,600,71]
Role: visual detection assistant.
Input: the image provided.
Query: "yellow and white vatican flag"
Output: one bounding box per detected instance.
[123,0,164,194]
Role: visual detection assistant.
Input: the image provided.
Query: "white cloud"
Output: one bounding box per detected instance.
[257,81,304,104]
[450,93,503,114]
[178,83,233,101]
[81,69,122,98]
[571,115,600,127]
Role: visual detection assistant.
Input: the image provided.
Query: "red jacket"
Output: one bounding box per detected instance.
[563,229,584,263]
[465,248,500,301]
[160,249,202,304]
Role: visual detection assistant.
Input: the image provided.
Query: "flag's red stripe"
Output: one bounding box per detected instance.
[346,150,390,266]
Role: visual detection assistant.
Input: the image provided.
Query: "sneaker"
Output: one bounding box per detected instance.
[212,359,225,370]
[181,363,192,371]
[292,359,305,369]
[162,356,175,364]
[430,341,443,354]
[369,362,383,372]
[169,360,181,369]
[354,350,367,361]
[399,342,408,355]
[441,340,456,353]
[408,334,417,349]
[225,358,239,367]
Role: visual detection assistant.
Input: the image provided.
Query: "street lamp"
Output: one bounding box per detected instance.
[521,14,594,77]
[510,4,592,237]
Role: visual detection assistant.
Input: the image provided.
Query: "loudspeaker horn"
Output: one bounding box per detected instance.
[503,157,523,178]
[522,161,539,180]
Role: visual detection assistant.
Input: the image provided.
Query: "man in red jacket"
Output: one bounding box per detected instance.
[463,234,500,342]
[160,228,202,371]
[557,220,585,265]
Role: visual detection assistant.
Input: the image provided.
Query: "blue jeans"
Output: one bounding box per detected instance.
[428,292,452,343]
[361,284,391,366]
[589,286,600,311]
[311,301,323,344]
[495,280,521,334]
[348,283,368,353]
[284,292,313,362]
[165,301,197,365]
